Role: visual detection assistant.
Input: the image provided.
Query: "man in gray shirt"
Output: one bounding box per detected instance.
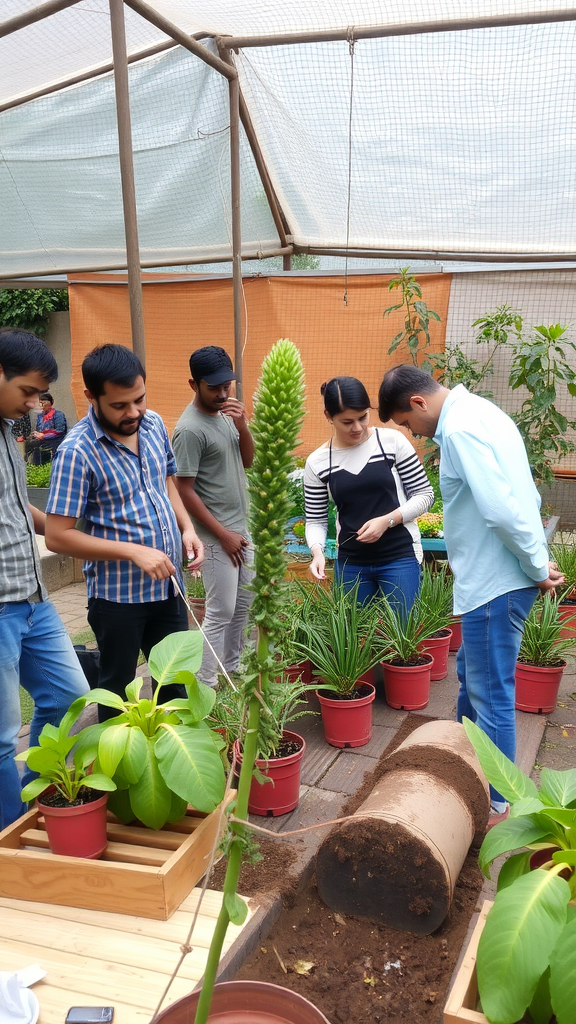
[0,327,88,829]
[173,346,254,686]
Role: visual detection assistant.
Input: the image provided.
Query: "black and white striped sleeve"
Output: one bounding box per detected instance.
[304,453,329,551]
[393,433,435,521]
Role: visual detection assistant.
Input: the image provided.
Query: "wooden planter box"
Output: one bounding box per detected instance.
[0,794,233,920]
[444,901,492,1024]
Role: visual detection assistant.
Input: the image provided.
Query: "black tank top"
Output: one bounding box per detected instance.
[328,432,414,566]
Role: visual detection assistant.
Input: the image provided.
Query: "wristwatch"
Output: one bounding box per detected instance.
[387,517,396,529]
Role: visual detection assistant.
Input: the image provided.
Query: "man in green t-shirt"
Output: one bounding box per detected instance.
[173,346,255,686]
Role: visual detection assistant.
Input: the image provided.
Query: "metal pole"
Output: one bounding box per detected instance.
[109,0,146,368]
[229,75,244,400]
[223,9,576,49]
[123,0,236,80]
[0,0,78,37]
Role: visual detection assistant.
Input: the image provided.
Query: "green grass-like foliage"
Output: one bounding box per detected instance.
[16,695,117,804]
[377,569,453,665]
[463,718,576,1024]
[76,631,226,829]
[518,597,576,667]
[26,461,52,487]
[550,542,576,603]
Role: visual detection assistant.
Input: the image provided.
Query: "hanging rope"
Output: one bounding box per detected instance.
[343,27,355,307]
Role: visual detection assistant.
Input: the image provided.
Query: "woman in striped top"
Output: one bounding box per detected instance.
[304,376,434,611]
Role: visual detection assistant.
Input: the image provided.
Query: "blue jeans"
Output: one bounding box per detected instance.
[456,587,538,807]
[0,598,89,830]
[336,556,421,614]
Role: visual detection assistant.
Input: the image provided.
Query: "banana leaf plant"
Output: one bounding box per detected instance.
[73,630,226,829]
[193,339,305,1024]
[463,718,576,1024]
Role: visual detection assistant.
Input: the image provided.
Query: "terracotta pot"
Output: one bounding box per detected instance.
[234,730,305,816]
[316,682,375,748]
[418,627,452,680]
[449,617,462,651]
[382,655,433,710]
[154,980,330,1024]
[38,787,108,858]
[558,601,576,639]
[186,597,206,627]
[515,660,566,714]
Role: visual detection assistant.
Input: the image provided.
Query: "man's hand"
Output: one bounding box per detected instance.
[129,545,176,580]
[221,529,249,567]
[182,527,204,570]
[537,565,565,597]
[221,398,249,432]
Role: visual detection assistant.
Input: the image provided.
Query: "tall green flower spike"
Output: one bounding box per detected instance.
[193,340,305,1024]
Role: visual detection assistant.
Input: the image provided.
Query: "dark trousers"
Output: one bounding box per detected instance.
[87,596,188,722]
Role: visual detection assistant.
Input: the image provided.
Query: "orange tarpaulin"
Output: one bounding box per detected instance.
[68,272,451,456]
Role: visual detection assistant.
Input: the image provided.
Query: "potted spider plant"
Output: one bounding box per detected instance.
[549,541,576,637]
[16,696,116,859]
[292,579,384,748]
[232,674,316,816]
[377,591,448,709]
[515,597,575,714]
[453,718,576,1024]
[416,563,454,679]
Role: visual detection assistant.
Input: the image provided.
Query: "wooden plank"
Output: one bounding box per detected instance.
[443,902,491,1024]
[0,807,38,848]
[105,822,187,849]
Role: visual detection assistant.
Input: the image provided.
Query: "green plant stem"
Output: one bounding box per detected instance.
[193,634,267,1024]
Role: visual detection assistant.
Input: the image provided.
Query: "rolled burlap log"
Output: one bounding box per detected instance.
[316,767,475,935]
[381,719,490,843]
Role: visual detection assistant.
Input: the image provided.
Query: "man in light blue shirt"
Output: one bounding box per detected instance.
[379,366,563,823]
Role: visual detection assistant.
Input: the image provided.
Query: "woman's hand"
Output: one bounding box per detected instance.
[309,546,326,580]
[356,516,388,544]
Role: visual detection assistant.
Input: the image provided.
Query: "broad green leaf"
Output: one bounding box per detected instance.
[528,967,553,1024]
[510,796,545,817]
[539,807,576,829]
[72,721,109,765]
[183,678,216,723]
[106,786,133,822]
[85,688,126,711]
[97,723,129,776]
[477,870,570,1024]
[166,790,188,824]
[549,911,576,1024]
[552,850,576,867]
[83,773,116,792]
[224,892,248,926]
[20,776,52,802]
[496,851,532,892]
[128,738,173,829]
[156,724,226,812]
[478,817,550,878]
[57,696,87,739]
[22,746,62,775]
[463,718,539,802]
[124,678,143,703]
[120,726,148,784]
[148,631,203,688]
[38,724,59,746]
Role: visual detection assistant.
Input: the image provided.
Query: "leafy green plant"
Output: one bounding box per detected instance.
[509,324,576,485]
[26,461,52,487]
[185,572,206,599]
[463,717,576,1024]
[377,584,450,666]
[194,339,305,1024]
[549,542,576,602]
[518,598,575,668]
[76,631,226,829]
[16,696,116,804]
[418,563,453,629]
[293,579,384,695]
[384,266,441,367]
[417,511,444,538]
[0,287,68,337]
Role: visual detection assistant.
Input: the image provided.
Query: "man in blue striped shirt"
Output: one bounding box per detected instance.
[45,345,203,720]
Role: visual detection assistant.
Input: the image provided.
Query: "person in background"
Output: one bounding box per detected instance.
[44,344,203,721]
[0,327,88,830]
[173,346,255,688]
[378,364,563,826]
[304,376,434,612]
[25,392,67,463]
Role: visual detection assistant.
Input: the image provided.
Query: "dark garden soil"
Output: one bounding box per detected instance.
[210,713,485,1023]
